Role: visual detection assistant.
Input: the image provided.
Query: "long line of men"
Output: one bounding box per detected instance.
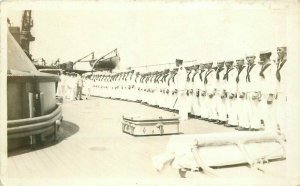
[82,47,287,135]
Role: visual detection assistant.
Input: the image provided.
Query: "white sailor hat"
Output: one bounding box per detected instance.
[217,60,225,64]
[277,46,287,50]
[236,58,245,61]
[225,60,234,64]
[245,52,256,57]
[259,50,272,56]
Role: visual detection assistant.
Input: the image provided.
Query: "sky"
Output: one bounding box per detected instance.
[7,2,287,71]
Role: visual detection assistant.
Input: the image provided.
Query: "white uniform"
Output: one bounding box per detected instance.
[275,58,287,135]
[225,66,238,126]
[214,66,227,122]
[191,70,201,116]
[259,61,277,132]
[186,70,194,114]
[204,68,217,120]
[198,69,207,118]
[243,63,261,129]
[235,65,247,127]
[176,66,188,121]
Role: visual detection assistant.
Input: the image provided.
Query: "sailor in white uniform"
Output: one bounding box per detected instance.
[214,61,227,124]
[275,46,287,135]
[204,62,217,122]
[258,50,277,133]
[175,59,188,121]
[240,54,261,131]
[234,58,247,129]
[198,63,207,119]
[191,65,201,117]
[223,60,237,127]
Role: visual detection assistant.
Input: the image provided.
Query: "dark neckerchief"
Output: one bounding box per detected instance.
[236,66,246,83]
[167,74,173,86]
[199,69,205,82]
[259,62,271,79]
[191,71,198,82]
[246,63,256,82]
[172,73,177,83]
[216,66,225,80]
[204,69,213,84]
[276,58,286,82]
[135,75,139,83]
[223,67,234,81]
[163,74,169,82]
[187,71,192,82]
[130,73,134,80]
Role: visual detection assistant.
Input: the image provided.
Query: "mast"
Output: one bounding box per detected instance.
[20,10,35,60]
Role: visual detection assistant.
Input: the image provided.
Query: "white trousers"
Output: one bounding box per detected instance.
[275,93,287,135]
[235,96,245,127]
[214,92,227,121]
[178,91,188,121]
[199,92,207,118]
[207,95,218,120]
[260,94,277,133]
[240,93,261,129]
[192,95,201,116]
[227,97,238,126]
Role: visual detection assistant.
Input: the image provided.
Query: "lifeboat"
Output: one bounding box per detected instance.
[93,55,120,70]
[7,32,63,151]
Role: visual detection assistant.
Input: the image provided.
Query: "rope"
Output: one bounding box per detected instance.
[126,59,197,70]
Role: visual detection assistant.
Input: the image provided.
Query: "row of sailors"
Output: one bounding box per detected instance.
[82,47,287,135]
[57,73,85,100]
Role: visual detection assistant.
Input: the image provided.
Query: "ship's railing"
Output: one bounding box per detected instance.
[7,104,63,140]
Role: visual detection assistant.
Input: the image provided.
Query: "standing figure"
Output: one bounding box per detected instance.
[223,60,237,127]
[175,59,188,122]
[76,74,84,100]
[241,54,261,131]
[258,50,277,132]
[204,62,217,122]
[275,46,287,136]
[198,63,207,119]
[234,58,247,129]
[191,65,201,117]
[214,61,226,124]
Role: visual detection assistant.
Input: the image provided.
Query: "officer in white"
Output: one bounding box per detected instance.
[275,46,287,136]
[175,59,188,121]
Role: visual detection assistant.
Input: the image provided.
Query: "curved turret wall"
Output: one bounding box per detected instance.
[7,32,62,151]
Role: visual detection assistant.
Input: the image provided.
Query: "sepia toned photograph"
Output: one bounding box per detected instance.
[1,1,300,185]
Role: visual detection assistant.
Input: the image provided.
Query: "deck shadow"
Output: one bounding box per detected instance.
[8,120,80,157]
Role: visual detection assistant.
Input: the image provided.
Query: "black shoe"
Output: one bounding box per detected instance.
[236,127,247,131]
[214,120,220,124]
[208,119,217,122]
[219,121,227,125]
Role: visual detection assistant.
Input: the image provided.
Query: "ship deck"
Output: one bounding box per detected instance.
[4,97,287,185]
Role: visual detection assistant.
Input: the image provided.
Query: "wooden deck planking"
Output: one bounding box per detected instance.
[7,97,286,180]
